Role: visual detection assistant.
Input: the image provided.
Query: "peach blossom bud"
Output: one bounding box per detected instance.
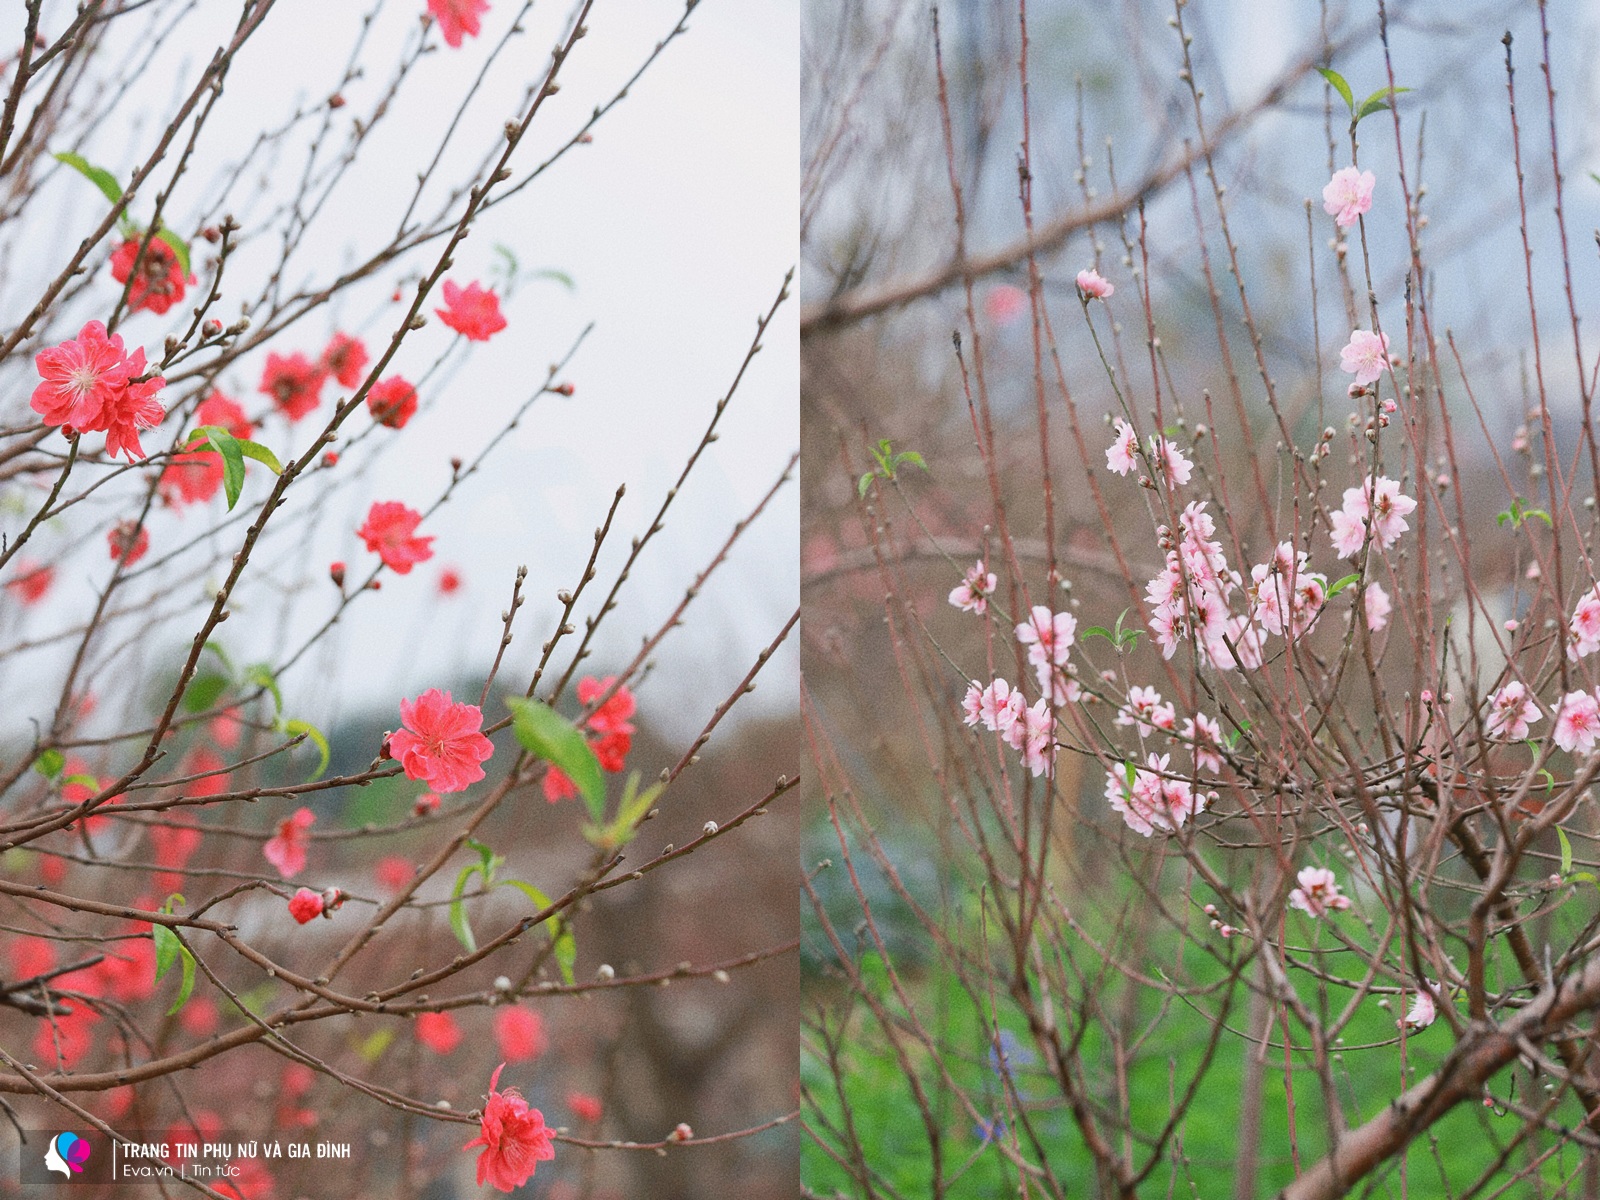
[202,319,223,337]
[321,451,339,468]
[329,561,345,588]
[201,226,221,243]
[668,1123,693,1143]
[328,93,346,109]
[553,382,575,396]
[320,886,347,913]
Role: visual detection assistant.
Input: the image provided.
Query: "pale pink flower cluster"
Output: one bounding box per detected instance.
[1181,712,1225,774]
[1288,866,1352,918]
[1249,542,1327,643]
[1104,421,1192,487]
[1322,166,1375,228]
[949,560,997,614]
[1555,690,1600,754]
[1017,604,1081,709]
[961,678,1055,776]
[1076,268,1113,299]
[1329,477,1417,559]
[1339,329,1389,386]
[1116,685,1175,737]
[1145,502,1245,666]
[1569,584,1600,660]
[1485,681,1540,742]
[1104,753,1203,837]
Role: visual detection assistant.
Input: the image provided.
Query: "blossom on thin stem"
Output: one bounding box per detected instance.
[435,279,507,341]
[390,689,494,793]
[1076,268,1113,299]
[428,0,491,49]
[463,1064,555,1192]
[1339,329,1390,386]
[264,808,316,878]
[1288,866,1352,918]
[1322,166,1375,229]
[357,501,434,573]
[1554,691,1600,754]
[1485,681,1540,742]
[1105,419,1138,476]
[110,235,195,315]
[949,560,996,614]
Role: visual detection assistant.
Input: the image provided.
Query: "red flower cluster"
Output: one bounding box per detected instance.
[32,321,166,460]
[417,1010,462,1054]
[493,1006,546,1062]
[357,501,434,573]
[110,235,195,315]
[543,676,637,802]
[435,279,507,341]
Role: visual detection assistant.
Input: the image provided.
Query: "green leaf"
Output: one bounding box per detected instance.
[33,749,65,779]
[1559,825,1574,878]
[203,640,235,675]
[356,1028,394,1063]
[499,879,576,985]
[235,439,284,475]
[1079,626,1113,645]
[1328,573,1362,597]
[281,719,329,780]
[1123,761,1136,791]
[245,663,283,715]
[1354,86,1411,125]
[183,672,230,713]
[62,773,99,790]
[1316,67,1355,113]
[892,450,928,474]
[186,425,245,510]
[153,924,181,982]
[526,267,575,292]
[154,228,191,278]
[465,837,501,878]
[506,696,606,824]
[168,945,196,1015]
[858,472,874,499]
[54,151,123,205]
[449,864,481,953]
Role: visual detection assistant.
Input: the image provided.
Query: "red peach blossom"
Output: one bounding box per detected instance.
[6,561,54,605]
[107,520,150,566]
[179,995,220,1035]
[110,235,195,315]
[100,349,167,461]
[541,767,577,803]
[435,279,507,341]
[375,856,413,892]
[463,1064,555,1192]
[367,375,418,428]
[413,790,441,815]
[150,815,203,870]
[259,352,326,422]
[356,501,434,573]
[493,1007,547,1062]
[31,320,132,429]
[36,1006,99,1068]
[10,935,55,980]
[428,0,491,49]
[263,807,315,878]
[567,1092,602,1124]
[287,888,323,924]
[320,332,369,388]
[391,690,493,793]
[416,1010,462,1054]
[437,566,462,595]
